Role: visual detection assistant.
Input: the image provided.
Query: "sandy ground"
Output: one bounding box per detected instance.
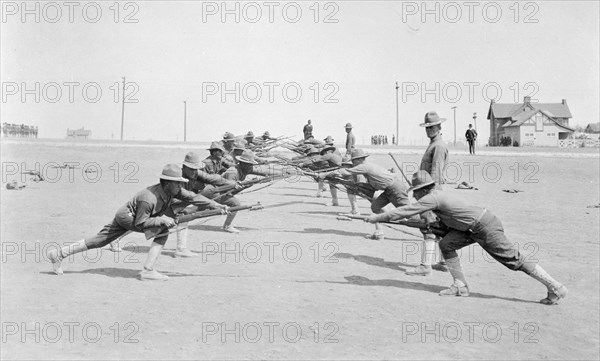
[1,139,599,360]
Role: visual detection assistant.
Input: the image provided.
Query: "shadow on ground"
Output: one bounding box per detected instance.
[40,268,251,279]
[314,275,539,304]
[334,253,414,271]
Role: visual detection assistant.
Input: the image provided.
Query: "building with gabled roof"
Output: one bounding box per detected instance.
[487,97,574,147]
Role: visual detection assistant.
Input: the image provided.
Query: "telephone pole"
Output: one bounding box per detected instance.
[183,100,187,142]
[395,82,399,145]
[120,77,125,141]
[451,106,457,146]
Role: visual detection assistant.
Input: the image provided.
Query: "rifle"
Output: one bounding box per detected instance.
[388,152,412,186]
[144,203,263,240]
[336,213,449,237]
[206,172,290,201]
[300,169,374,201]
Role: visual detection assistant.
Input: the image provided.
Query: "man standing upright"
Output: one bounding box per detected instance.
[406,111,449,276]
[303,119,313,140]
[465,124,478,155]
[344,123,355,156]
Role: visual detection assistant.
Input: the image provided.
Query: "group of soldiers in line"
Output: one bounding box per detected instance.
[370,134,390,145]
[47,113,567,305]
[2,123,38,138]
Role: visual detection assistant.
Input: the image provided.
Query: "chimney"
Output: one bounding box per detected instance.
[524,96,531,104]
[562,99,567,104]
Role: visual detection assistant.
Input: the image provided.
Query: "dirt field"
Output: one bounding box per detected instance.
[1,139,599,360]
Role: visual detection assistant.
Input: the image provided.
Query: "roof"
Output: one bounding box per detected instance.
[502,109,575,132]
[488,100,572,119]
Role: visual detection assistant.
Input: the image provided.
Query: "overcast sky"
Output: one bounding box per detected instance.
[2,1,598,144]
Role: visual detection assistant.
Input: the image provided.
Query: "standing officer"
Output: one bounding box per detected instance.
[320,149,409,240]
[344,123,356,156]
[303,119,313,140]
[47,164,226,280]
[406,111,450,276]
[465,124,478,155]
[366,171,568,305]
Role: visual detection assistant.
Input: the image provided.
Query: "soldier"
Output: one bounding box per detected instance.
[301,145,342,206]
[221,132,237,155]
[47,164,226,281]
[339,157,364,215]
[174,152,242,253]
[320,149,409,240]
[298,146,328,198]
[244,131,256,147]
[323,136,343,156]
[220,150,271,233]
[406,111,450,276]
[261,131,274,141]
[365,171,568,304]
[203,142,235,175]
[303,119,313,140]
[344,123,356,156]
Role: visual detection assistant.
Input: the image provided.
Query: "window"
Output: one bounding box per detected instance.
[535,114,544,131]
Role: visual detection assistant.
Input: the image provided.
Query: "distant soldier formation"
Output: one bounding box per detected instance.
[2,123,38,138]
[45,115,568,306]
[371,134,389,145]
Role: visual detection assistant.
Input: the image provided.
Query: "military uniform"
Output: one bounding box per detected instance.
[332,149,409,239]
[370,171,568,304]
[48,164,222,280]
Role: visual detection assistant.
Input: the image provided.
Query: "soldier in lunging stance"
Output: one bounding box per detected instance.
[48,164,226,281]
[365,171,568,304]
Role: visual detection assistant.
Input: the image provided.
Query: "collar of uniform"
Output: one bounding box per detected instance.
[429,134,442,143]
[156,182,172,202]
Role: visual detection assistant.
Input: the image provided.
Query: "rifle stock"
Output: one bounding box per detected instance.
[144,203,263,240]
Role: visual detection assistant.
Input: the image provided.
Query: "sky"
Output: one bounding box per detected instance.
[1,0,599,145]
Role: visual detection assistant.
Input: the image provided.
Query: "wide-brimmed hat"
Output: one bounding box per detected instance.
[233,141,246,151]
[236,150,258,165]
[320,145,336,155]
[350,148,369,160]
[207,141,226,152]
[306,146,320,155]
[245,131,254,138]
[419,111,446,127]
[408,170,435,191]
[323,136,335,144]
[341,156,353,166]
[159,164,188,182]
[222,132,236,142]
[344,123,353,129]
[182,151,204,170]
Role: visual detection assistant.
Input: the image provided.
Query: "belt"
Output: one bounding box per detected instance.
[467,209,487,233]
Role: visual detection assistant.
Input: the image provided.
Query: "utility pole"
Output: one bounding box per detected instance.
[451,106,457,147]
[395,82,399,145]
[183,100,187,142]
[120,77,125,141]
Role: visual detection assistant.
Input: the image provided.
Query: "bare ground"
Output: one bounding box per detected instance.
[1,140,599,360]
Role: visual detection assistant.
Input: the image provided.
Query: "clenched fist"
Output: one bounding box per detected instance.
[159,215,176,228]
